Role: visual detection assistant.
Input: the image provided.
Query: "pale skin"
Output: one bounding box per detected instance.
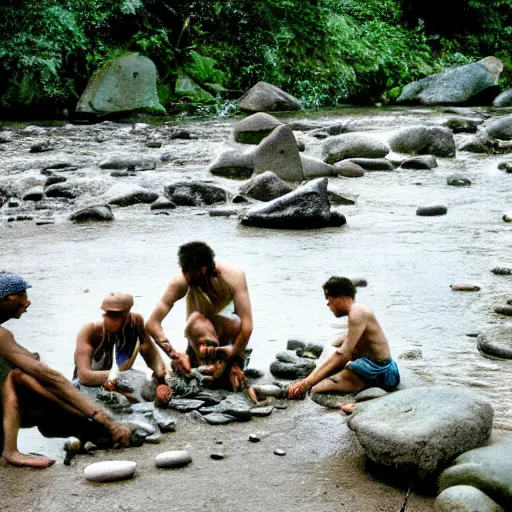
[0,291,131,468]
[74,311,172,403]
[146,261,253,391]
[288,294,391,399]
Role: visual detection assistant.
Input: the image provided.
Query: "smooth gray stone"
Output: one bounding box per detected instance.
[301,154,337,178]
[238,81,302,112]
[389,126,456,157]
[84,460,137,482]
[477,326,512,359]
[323,134,389,164]
[447,174,472,186]
[194,391,223,406]
[233,112,283,144]
[45,175,67,186]
[209,149,255,180]
[203,413,237,425]
[348,387,493,475]
[287,339,306,351]
[274,449,286,456]
[170,399,205,412]
[45,183,76,199]
[22,186,44,201]
[416,205,448,216]
[310,392,356,409]
[99,155,158,170]
[438,442,512,510]
[250,406,274,417]
[154,450,192,468]
[164,180,227,206]
[69,204,114,222]
[354,387,389,402]
[485,114,512,141]
[333,161,365,177]
[344,158,395,171]
[270,359,316,380]
[493,89,512,107]
[152,410,176,433]
[150,197,176,210]
[145,434,162,444]
[239,171,293,202]
[435,486,504,512]
[400,155,438,169]
[130,420,156,435]
[443,116,483,133]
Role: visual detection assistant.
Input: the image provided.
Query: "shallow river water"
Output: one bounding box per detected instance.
[1,106,512,456]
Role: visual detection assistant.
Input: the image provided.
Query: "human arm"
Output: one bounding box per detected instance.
[0,329,130,446]
[135,314,168,382]
[74,322,112,387]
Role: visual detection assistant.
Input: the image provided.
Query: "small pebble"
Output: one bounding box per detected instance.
[248,434,261,443]
[84,288,89,293]
[84,460,137,482]
[274,449,286,456]
[210,451,225,460]
[466,332,480,338]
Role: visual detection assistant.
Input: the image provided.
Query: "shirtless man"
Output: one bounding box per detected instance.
[0,272,131,468]
[147,241,253,391]
[74,293,172,405]
[288,276,400,400]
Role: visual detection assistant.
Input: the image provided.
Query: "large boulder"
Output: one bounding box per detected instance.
[164,181,227,206]
[253,125,304,181]
[347,387,493,476]
[69,205,114,222]
[485,114,512,141]
[76,53,165,115]
[301,155,337,178]
[388,126,456,157]
[438,442,512,510]
[238,82,302,112]
[233,113,283,144]
[493,89,512,107]
[322,134,389,164]
[397,57,503,105]
[105,183,158,207]
[239,171,293,201]
[240,177,344,229]
[208,149,255,180]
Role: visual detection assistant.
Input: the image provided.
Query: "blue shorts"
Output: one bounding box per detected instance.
[345,357,400,391]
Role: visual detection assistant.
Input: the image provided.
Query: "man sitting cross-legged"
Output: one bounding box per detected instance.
[73,292,173,406]
[288,276,400,401]
[0,273,131,468]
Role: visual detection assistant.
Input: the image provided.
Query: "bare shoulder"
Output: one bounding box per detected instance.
[349,303,373,322]
[132,312,146,328]
[216,261,246,285]
[0,326,15,349]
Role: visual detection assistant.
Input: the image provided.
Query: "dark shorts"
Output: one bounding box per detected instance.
[345,357,400,391]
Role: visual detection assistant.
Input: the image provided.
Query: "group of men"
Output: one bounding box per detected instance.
[0,241,400,468]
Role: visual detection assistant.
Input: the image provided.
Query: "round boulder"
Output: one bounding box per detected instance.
[233,112,283,144]
[106,183,158,207]
[435,485,503,512]
[334,161,365,177]
[389,126,456,157]
[164,181,227,206]
[239,171,293,202]
[485,114,512,141]
[69,205,114,222]
[208,149,255,180]
[447,174,472,187]
[322,134,389,164]
[477,326,512,359]
[238,82,302,112]
[493,89,512,107]
[400,155,438,169]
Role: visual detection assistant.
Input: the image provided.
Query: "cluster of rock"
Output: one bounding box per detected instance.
[269,339,323,380]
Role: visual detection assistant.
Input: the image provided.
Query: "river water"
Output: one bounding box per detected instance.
[1,107,512,456]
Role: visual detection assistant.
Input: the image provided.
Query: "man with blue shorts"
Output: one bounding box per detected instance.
[288,276,400,401]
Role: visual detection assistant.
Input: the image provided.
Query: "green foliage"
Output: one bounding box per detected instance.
[183,51,226,88]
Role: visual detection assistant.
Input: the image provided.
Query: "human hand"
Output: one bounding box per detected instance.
[229,364,246,391]
[103,379,118,392]
[171,351,191,375]
[92,410,131,448]
[287,379,312,399]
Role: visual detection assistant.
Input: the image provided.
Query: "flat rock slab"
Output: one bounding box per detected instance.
[155,450,192,468]
[438,442,512,510]
[84,460,137,482]
[249,405,274,417]
[354,387,389,402]
[435,485,504,512]
[477,326,512,359]
[348,386,493,475]
[170,399,205,412]
[203,413,237,425]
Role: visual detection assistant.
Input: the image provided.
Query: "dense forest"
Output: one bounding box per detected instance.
[0,0,511,116]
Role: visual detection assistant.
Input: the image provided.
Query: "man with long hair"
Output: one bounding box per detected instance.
[147,241,253,391]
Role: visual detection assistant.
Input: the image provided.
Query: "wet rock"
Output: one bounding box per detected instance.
[435,485,503,512]
[389,126,456,157]
[311,392,356,409]
[0,131,13,143]
[7,200,19,208]
[399,349,423,360]
[76,53,165,115]
[447,174,472,187]
[400,155,438,169]
[250,384,283,399]
[250,405,274,417]
[347,387,493,475]
[45,175,67,186]
[36,220,55,226]
[209,207,243,217]
[106,183,158,206]
[296,139,306,151]
[145,434,162,444]
[145,141,162,148]
[164,181,227,206]
[497,161,512,173]
[450,284,480,291]
[343,158,395,171]
[169,128,192,140]
[30,141,54,153]
[301,155,337,178]
[203,412,237,425]
[45,183,77,199]
[416,205,448,216]
[238,81,302,112]
[274,449,286,456]
[200,403,252,422]
[503,212,512,222]
[110,171,134,177]
[154,450,192,468]
[233,112,283,144]
[327,187,357,205]
[270,352,317,380]
[170,399,205,412]
[232,194,250,204]
[248,434,261,443]
[253,125,304,181]
[150,197,176,210]
[208,149,255,180]
[244,368,264,379]
[95,390,132,412]
[438,442,512,510]
[458,132,509,154]
[478,326,512,359]
[443,116,483,133]
[70,204,114,222]
[322,134,389,164]
[210,449,225,460]
[491,267,512,275]
[287,340,306,351]
[241,177,343,230]
[493,89,512,107]
[334,161,365,178]
[351,278,368,287]
[485,114,512,141]
[194,391,223,406]
[397,57,502,105]
[152,410,176,433]
[99,155,158,170]
[239,171,293,202]
[22,186,44,201]
[354,387,388,402]
[84,460,137,482]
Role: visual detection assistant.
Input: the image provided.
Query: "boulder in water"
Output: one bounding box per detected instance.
[239,171,293,202]
[238,82,302,112]
[233,112,283,144]
[389,126,456,157]
[164,181,227,206]
[322,134,389,164]
[69,205,114,222]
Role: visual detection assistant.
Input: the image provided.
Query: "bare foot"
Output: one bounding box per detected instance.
[341,402,357,415]
[3,450,55,468]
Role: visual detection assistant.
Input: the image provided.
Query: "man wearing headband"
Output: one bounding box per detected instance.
[73,292,172,405]
[147,241,253,391]
[0,272,131,468]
